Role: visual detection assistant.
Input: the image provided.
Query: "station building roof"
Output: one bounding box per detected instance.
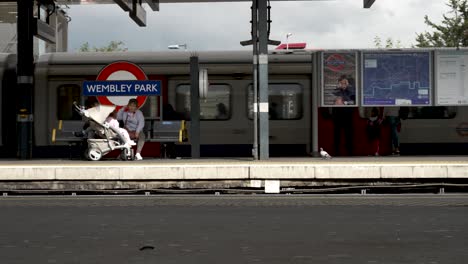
[0,0,375,24]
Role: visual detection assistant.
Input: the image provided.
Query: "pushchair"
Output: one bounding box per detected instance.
[73,102,134,161]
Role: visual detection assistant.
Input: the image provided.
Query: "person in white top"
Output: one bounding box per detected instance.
[117,99,146,160]
[105,112,136,147]
[383,107,401,155]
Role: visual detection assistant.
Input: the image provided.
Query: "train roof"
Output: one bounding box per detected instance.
[38,47,468,65]
[37,51,314,66]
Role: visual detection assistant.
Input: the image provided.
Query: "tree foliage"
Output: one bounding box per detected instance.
[374,36,403,48]
[415,0,468,48]
[78,41,127,52]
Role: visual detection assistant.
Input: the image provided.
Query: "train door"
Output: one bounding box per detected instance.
[168,78,252,156]
[247,77,312,156]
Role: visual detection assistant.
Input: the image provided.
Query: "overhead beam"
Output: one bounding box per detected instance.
[145,0,159,11]
[114,0,132,11]
[130,0,147,26]
[364,0,376,8]
[115,0,148,26]
[34,18,56,44]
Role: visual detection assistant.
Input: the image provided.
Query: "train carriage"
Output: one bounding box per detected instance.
[0,50,467,158]
[32,51,312,157]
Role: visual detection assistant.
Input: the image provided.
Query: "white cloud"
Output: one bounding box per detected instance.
[67,0,449,51]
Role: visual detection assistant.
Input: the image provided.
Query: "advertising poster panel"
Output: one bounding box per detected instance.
[321,52,358,107]
[435,50,468,105]
[362,52,431,106]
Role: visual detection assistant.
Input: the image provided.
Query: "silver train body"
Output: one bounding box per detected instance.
[0,51,467,157]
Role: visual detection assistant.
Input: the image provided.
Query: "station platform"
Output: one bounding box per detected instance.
[0,156,467,193]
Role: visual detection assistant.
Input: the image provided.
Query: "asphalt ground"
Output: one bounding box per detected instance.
[0,195,467,264]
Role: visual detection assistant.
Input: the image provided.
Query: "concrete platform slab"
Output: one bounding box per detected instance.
[0,157,467,191]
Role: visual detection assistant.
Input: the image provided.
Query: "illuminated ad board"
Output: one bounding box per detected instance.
[435,50,468,106]
[321,52,358,107]
[362,52,431,106]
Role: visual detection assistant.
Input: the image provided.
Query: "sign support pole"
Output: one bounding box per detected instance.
[252,0,259,160]
[312,53,319,156]
[190,55,200,158]
[17,0,34,159]
[257,0,269,160]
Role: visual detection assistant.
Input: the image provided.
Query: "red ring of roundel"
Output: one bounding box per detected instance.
[95,61,148,108]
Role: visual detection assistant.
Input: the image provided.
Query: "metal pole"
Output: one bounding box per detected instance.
[257,0,269,160]
[312,53,319,156]
[17,0,34,159]
[252,0,259,160]
[190,55,200,158]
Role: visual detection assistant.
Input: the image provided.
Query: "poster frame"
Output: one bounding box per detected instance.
[434,50,468,106]
[360,51,433,107]
[320,51,359,107]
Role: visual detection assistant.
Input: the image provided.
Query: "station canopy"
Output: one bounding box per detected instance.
[0,0,376,24]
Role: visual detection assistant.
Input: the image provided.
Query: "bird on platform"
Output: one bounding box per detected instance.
[320,148,332,159]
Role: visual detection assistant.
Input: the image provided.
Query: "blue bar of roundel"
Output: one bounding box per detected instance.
[82,80,162,96]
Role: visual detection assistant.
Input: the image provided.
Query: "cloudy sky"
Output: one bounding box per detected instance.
[66,0,449,51]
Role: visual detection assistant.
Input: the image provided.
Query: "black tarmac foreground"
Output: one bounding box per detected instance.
[0,195,467,264]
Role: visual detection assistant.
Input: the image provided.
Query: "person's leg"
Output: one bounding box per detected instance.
[167,142,176,158]
[394,118,400,153]
[389,117,400,153]
[136,132,146,154]
[374,138,380,155]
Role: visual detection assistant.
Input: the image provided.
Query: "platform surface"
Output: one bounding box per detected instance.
[0,156,467,181]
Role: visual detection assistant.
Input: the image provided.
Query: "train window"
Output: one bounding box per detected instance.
[247,84,303,120]
[139,96,160,119]
[57,85,81,120]
[175,84,231,120]
[407,106,457,119]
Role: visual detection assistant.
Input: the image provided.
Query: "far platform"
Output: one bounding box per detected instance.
[1,156,467,180]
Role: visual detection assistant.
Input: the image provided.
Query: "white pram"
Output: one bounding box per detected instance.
[74,103,134,161]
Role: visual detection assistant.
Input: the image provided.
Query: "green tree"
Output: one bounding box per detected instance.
[415,0,468,48]
[78,41,127,52]
[374,36,403,48]
[374,36,382,48]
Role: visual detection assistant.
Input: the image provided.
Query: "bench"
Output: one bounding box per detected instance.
[52,120,188,159]
[51,120,86,159]
[146,120,188,158]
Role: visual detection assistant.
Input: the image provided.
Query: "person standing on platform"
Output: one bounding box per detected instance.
[331,96,354,156]
[384,107,401,155]
[117,99,146,160]
[367,107,383,156]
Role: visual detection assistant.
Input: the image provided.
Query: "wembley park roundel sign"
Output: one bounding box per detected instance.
[83,61,161,108]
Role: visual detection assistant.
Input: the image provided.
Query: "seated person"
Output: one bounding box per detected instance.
[117,99,146,160]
